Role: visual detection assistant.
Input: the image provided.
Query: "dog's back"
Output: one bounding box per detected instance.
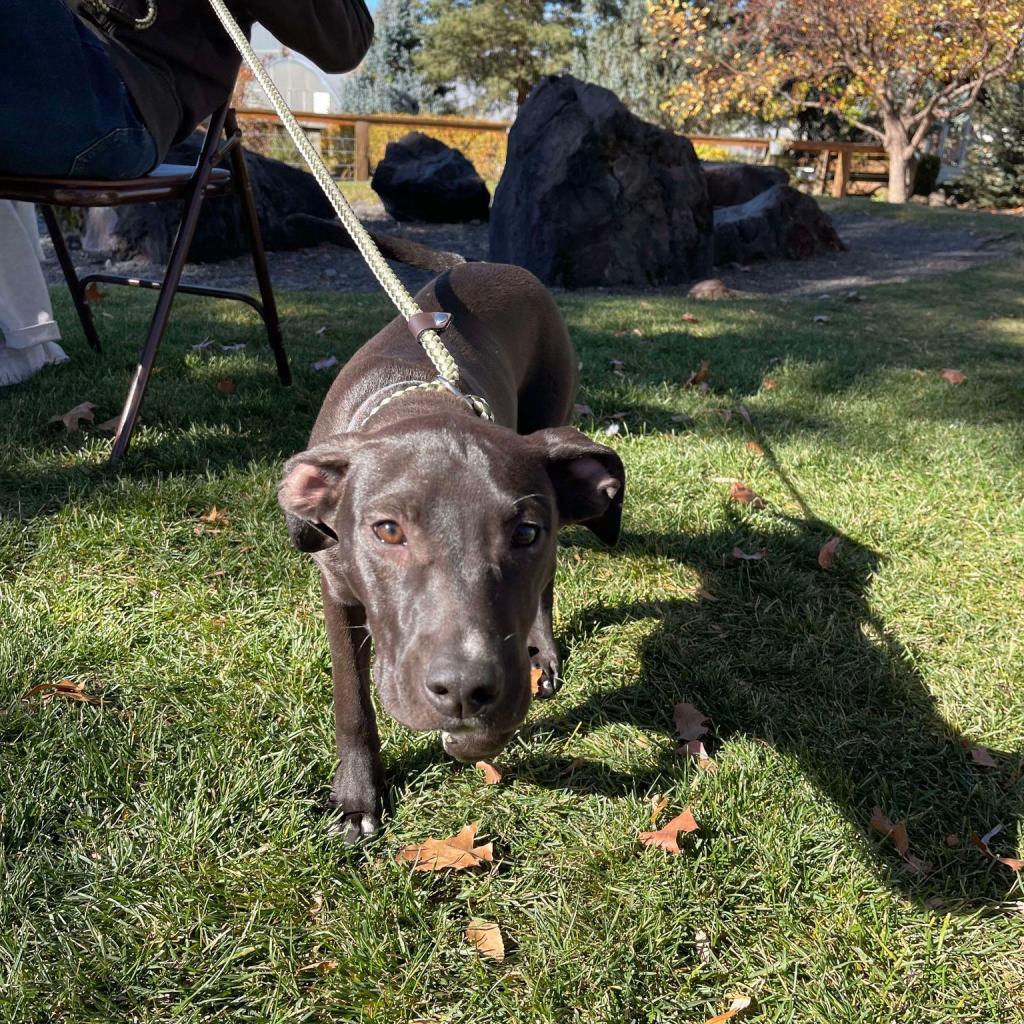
[311,262,577,442]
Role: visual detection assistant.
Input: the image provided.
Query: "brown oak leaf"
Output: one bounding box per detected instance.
[49,402,96,433]
[475,761,503,785]
[970,827,1024,872]
[216,379,236,395]
[673,701,710,741]
[818,536,842,569]
[728,481,765,509]
[465,920,505,961]
[23,678,100,706]
[870,807,932,874]
[639,808,698,854]
[685,359,711,388]
[395,822,494,872]
[940,368,967,385]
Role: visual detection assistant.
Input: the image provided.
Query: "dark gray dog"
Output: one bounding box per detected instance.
[278,262,625,841]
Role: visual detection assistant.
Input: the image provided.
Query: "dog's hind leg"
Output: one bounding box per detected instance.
[528,576,561,699]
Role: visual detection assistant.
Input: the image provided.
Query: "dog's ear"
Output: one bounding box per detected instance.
[528,427,625,545]
[278,437,358,552]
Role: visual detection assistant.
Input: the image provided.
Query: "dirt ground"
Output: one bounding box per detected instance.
[42,200,1020,299]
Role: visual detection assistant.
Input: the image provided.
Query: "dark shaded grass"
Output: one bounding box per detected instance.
[2,214,1023,1021]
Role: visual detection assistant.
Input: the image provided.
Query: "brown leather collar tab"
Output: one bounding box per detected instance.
[406,311,453,340]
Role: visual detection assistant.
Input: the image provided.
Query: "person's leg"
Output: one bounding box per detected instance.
[0,202,69,387]
[0,0,156,178]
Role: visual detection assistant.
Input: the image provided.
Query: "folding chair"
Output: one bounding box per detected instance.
[0,104,290,462]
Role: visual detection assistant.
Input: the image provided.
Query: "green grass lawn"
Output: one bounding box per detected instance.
[2,209,1023,1022]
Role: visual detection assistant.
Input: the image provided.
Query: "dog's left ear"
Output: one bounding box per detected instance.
[528,426,626,544]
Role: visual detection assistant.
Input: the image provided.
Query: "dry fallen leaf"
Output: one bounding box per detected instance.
[968,744,998,768]
[559,756,586,779]
[674,702,710,742]
[307,893,324,919]
[23,678,100,706]
[199,506,230,526]
[220,343,246,353]
[49,401,96,433]
[96,416,122,434]
[745,440,765,457]
[84,282,107,303]
[530,666,544,696]
[728,481,765,509]
[395,822,494,872]
[970,827,1024,872]
[216,379,236,395]
[694,929,712,964]
[945,834,961,848]
[683,739,717,772]
[650,794,670,824]
[475,761,503,786]
[694,585,719,602]
[731,547,767,562]
[706,994,754,1024]
[941,368,967,385]
[639,808,698,854]
[870,807,932,874]
[191,337,215,352]
[465,920,505,962]
[685,359,711,388]
[761,377,779,391]
[297,959,338,973]
[315,326,328,336]
[680,312,700,323]
[818,536,842,570]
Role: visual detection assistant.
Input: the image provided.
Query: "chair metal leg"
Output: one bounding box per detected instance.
[41,204,102,352]
[226,109,291,386]
[110,108,229,464]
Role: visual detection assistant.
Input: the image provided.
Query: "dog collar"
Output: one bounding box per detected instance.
[348,378,493,432]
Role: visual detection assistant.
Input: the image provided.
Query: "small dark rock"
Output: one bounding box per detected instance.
[713,185,845,266]
[703,162,788,208]
[371,132,490,223]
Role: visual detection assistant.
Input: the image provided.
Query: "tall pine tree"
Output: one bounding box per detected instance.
[336,0,448,114]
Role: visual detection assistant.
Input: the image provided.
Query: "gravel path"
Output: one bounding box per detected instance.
[42,201,1018,299]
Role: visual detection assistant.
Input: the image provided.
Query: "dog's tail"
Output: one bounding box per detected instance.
[283,213,467,273]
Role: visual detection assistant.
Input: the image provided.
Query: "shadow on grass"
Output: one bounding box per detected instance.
[506,443,1023,909]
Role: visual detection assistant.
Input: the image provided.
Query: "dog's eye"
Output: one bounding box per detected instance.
[511,523,540,547]
[372,520,406,545]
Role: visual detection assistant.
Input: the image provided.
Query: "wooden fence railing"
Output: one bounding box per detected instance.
[235,109,887,196]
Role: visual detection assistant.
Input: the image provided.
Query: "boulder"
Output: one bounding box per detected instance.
[82,131,338,263]
[371,132,490,223]
[489,75,713,288]
[712,184,844,266]
[702,161,788,208]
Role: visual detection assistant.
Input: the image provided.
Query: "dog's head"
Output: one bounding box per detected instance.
[278,417,624,761]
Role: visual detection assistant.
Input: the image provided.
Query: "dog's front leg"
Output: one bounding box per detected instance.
[321,577,385,842]
[528,575,562,699]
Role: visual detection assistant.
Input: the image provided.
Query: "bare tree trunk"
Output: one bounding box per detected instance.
[883,115,913,203]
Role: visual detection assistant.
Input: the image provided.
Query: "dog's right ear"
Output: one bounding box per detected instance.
[278,437,356,552]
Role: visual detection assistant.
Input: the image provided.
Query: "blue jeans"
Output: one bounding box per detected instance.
[0,0,157,178]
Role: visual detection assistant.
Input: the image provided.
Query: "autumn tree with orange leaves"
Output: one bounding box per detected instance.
[648,0,1024,202]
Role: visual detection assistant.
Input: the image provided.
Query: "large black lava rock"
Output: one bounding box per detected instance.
[371,132,490,223]
[713,184,845,265]
[703,161,789,208]
[489,75,713,288]
[81,132,339,263]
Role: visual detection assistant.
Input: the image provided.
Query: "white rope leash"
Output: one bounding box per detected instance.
[206,0,463,387]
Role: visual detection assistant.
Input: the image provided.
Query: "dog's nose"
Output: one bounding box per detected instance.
[423,657,499,720]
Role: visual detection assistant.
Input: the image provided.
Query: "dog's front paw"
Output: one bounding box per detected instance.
[326,807,382,844]
[530,646,562,700]
[327,760,384,844]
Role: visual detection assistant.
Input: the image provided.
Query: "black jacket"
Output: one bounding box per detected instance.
[72,0,373,161]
